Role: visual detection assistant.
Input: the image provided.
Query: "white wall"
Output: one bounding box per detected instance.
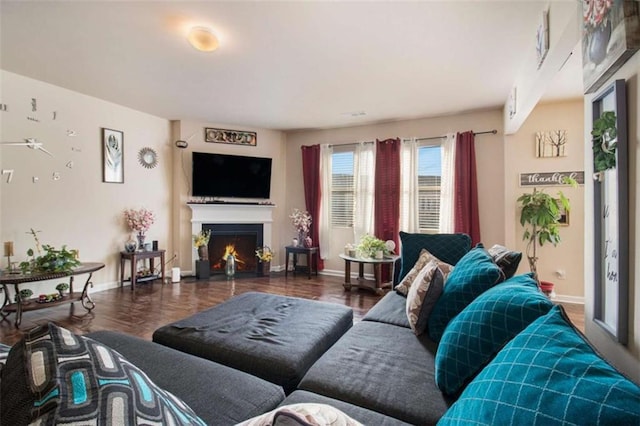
[584,51,639,383]
[0,70,172,294]
[505,100,585,301]
[285,109,505,275]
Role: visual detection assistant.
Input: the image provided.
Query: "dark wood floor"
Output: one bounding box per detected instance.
[0,272,584,346]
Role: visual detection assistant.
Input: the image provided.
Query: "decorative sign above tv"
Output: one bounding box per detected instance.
[192,152,272,199]
[205,127,257,146]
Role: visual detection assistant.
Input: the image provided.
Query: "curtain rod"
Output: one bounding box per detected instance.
[327,141,374,148]
[415,129,497,142]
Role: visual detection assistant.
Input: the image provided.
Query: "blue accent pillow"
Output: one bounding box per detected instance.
[428,244,502,342]
[1,323,206,425]
[398,232,471,281]
[435,273,553,395]
[439,305,640,425]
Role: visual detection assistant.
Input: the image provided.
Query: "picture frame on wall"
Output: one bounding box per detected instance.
[205,127,257,146]
[536,9,549,69]
[102,128,124,183]
[592,79,628,345]
[582,0,640,94]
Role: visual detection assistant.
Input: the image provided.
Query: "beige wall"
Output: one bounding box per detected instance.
[505,100,585,301]
[171,120,288,273]
[583,51,639,383]
[285,109,505,275]
[0,70,172,293]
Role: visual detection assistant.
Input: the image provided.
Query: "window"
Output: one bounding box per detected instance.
[417,145,442,232]
[331,150,355,227]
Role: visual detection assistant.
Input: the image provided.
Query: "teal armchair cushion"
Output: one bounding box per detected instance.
[435,273,553,395]
[439,305,640,425]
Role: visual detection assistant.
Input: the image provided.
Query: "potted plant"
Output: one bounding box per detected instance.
[356,234,391,259]
[193,229,212,261]
[15,288,33,303]
[517,179,575,295]
[56,282,69,297]
[255,246,273,277]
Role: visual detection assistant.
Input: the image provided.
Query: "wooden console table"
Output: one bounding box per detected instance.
[0,262,105,327]
[120,249,165,290]
[339,253,399,295]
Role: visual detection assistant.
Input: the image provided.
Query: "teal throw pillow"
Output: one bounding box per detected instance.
[428,244,502,342]
[435,273,553,395]
[439,305,640,425]
[1,323,206,425]
[398,232,471,281]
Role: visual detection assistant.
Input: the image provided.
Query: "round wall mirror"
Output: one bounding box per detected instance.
[138,147,158,169]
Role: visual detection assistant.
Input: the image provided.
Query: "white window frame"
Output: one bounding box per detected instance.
[330,147,355,228]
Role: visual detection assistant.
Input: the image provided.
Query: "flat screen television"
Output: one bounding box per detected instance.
[192,152,272,199]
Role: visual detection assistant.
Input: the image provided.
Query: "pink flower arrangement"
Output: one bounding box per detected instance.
[290,209,312,234]
[584,0,613,27]
[124,208,155,234]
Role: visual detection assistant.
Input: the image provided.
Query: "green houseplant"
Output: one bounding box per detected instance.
[56,282,70,297]
[356,234,390,259]
[18,229,80,275]
[517,180,575,290]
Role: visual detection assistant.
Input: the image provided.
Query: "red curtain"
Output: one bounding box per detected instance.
[301,144,324,270]
[454,131,481,245]
[375,138,401,281]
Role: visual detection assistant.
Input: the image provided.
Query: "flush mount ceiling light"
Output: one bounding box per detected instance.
[187,26,219,52]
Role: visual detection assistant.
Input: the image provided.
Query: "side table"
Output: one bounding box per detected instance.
[120,250,166,290]
[285,246,319,280]
[339,253,400,295]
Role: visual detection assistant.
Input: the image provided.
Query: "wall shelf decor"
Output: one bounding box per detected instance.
[205,127,257,146]
[592,79,628,345]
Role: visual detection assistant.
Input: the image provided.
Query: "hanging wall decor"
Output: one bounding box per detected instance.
[535,130,568,157]
[536,9,550,69]
[102,128,124,183]
[138,147,158,169]
[205,127,257,146]
[592,79,628,345]
[582,0,640,94]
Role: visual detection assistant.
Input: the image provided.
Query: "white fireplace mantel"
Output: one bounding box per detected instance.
[188,203,275,268]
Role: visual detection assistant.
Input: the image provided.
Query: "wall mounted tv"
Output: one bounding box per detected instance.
[192,152,272,199]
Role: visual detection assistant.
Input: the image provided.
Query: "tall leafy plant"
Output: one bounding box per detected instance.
[517,181,574,282]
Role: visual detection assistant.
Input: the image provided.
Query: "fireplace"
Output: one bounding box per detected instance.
[204,223,263,274]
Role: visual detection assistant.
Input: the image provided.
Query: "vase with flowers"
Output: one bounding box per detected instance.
[290,209,312,247]
[193,229,212,261]
[255,246,273,276]
[123,208,156,250]
[583,0,615,66]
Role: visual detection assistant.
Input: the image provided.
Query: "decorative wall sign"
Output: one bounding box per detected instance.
[582,0,640,94]
[519,171,584,187]
[205,127,257,146]
[536,9,550,69]
[535,130,567,157]
[102,128,124,183]
[592,79,628,344]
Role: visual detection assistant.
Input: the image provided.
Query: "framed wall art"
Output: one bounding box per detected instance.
[582,0,640,94]
[536,9,549,69]
[535,130,567,157]
[205,127,257,146]
[102,128,124,183]
[592,79,628,344]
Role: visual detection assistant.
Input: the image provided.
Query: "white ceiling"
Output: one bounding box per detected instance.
[0,1,584,131]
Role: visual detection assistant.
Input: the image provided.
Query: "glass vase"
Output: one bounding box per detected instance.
[136,233,146,251]
[225,254,236,278]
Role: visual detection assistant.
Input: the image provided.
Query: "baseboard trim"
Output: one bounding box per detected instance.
[320,269,375,280]
[552,294,584,304]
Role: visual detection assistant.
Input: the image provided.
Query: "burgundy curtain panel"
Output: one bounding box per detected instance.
[375,138,401,281]
[454,131,481,246]
[301,144,324,270]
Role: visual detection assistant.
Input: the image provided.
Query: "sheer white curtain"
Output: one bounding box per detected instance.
[319,144,333,260]
[399,138,419,232]
[353,142,375,241]
[439,133,456,232]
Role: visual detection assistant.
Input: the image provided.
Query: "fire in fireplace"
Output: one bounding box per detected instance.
[203,224,263,274]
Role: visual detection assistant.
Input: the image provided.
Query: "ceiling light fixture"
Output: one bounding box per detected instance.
[187,26,219,52]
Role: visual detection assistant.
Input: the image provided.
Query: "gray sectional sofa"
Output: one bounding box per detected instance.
[2,233,639,425]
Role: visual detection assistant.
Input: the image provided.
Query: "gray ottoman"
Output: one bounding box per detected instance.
[152,292,353,393]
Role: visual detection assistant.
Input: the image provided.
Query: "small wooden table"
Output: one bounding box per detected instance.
[0,262,105,327]
[285,245,319,280]
[120,249,165,290]
[339,253,400,295]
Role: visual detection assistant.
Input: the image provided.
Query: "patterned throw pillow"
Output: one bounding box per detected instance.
[396,248,452,296]
[398,232,471,282]
[487,244,522,279]
[406,261,445,335]
[1,323,206,426]
[427,244,503,342]
[237,403,363,426]
[435,273,553,395]
[439,305,640,425]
